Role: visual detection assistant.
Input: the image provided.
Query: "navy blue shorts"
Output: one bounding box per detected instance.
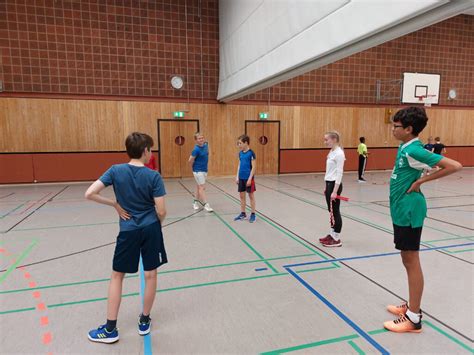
[113,222,168,273]
[238,178,256,193]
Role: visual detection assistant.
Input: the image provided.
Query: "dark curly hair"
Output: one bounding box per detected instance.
[392,107,428,136]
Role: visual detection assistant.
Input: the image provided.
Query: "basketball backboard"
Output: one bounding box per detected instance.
[402,72,440,105]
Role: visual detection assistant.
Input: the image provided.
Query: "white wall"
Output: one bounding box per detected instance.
[218,0,474,102]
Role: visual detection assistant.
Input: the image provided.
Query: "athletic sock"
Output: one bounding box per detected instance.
[330,230,335,238]
[406,309,421,323]
[332,233,340,241]
[140,313,151,324]
[105,319,117,332]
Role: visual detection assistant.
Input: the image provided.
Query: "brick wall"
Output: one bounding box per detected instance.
[1,1,473,106]
[0,0,219,99]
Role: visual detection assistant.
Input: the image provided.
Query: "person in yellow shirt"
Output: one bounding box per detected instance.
[357,137,368,182]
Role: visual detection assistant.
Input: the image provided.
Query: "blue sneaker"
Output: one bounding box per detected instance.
[234,212,246,221]
[88,324,119,343]
[138,316,151,336]
[249,213,256,223]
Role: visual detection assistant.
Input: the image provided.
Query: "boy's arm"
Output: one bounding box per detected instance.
[236,162,240,184]
[188,155,195,164]
[407,157,462,193]
[247,158,256,186]
[154,196,166,222]
[85,180,130,220]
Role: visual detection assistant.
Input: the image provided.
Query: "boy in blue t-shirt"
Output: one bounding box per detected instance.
[188,132,213,212]
[85,132,167,343]
[234,134,257,223]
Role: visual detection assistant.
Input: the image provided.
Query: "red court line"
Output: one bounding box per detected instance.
[10,192,54,217]
[2,246,54,351]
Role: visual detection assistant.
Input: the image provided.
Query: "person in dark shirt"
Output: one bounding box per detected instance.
[423,137,434,152]
[433,137,446,155]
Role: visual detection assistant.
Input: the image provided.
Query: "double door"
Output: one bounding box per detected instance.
[158,120,199,178]
[245,121,280,175]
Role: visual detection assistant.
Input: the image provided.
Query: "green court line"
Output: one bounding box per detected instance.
[0,202,26,219]
[261,321,472,355]
[219,192,339,268]
[260,330,387,354]
[348,340,366,355]
[213,210,279,274]
[0,240,38,285]
[425,235,474,243]
[421,241,473,255]
[8,213,238,233]
[0,265,340,315]
[424,320,474,353]
[0,252,318,295]
[445,248,473,254]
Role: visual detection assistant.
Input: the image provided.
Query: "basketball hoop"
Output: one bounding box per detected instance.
[416,94,437,107]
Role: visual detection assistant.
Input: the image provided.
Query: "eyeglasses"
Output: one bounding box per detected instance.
[392,124,404,129]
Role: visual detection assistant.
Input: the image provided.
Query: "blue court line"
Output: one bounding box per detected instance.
[285,267,389,355]
[283,242,474,355]
[255,267,268,272]
[139,257,152,355]
[284,242,474,269]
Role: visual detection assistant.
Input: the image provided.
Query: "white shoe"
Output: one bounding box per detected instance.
[193,201,200,210]
[204,203,214,212]
[358,179,366,183]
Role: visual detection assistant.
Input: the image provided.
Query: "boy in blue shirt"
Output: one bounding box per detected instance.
[234,134,257,223]
[188,132,213,212]
[85,132,167,343]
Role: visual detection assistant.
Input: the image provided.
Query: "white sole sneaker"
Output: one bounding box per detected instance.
[88,334,119,343]
[204,204,213,212]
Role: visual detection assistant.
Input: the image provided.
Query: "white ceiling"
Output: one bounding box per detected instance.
[218,0,474,102]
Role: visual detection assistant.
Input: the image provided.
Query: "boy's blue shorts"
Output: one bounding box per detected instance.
[113,222,167,273]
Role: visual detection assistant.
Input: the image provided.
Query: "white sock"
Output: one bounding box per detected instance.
[332,233,340,241]
[330,230,335,237]
[406,309,421,323]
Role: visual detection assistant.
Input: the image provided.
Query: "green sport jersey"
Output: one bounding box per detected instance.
[390,138,443,227]
[357,143,368,156]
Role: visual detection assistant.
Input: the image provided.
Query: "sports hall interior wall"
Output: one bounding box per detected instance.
[0,98,472,183]
[0,2,473,183]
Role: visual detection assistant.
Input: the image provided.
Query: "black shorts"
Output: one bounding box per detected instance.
[113,221,168,273]
[238,178,256,193]
[393,224,423,251]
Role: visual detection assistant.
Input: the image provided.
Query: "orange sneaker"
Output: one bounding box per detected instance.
[384,314,422,333]
[386,303,408,316]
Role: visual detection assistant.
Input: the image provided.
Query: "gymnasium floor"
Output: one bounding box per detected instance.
[0,170,472,354]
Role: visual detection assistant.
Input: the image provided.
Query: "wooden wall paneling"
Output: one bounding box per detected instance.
[180,121,200,178]
[245,122,265,175]
[158,120,182,178]
[262,122,280,174]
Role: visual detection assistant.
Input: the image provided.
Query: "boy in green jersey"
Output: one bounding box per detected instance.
[384,107,462,333]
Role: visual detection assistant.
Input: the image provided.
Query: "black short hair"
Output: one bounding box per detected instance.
[392,107,428,136]
[125,132,154,159]
[238,134,250,144]
[359,137,365,143]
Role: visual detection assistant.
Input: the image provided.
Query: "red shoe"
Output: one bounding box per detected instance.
[321,237,342,247]
[319,234,332,243]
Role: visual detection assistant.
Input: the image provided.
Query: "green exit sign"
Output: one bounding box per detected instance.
[259,112,269,120]
[173,111,185,118]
